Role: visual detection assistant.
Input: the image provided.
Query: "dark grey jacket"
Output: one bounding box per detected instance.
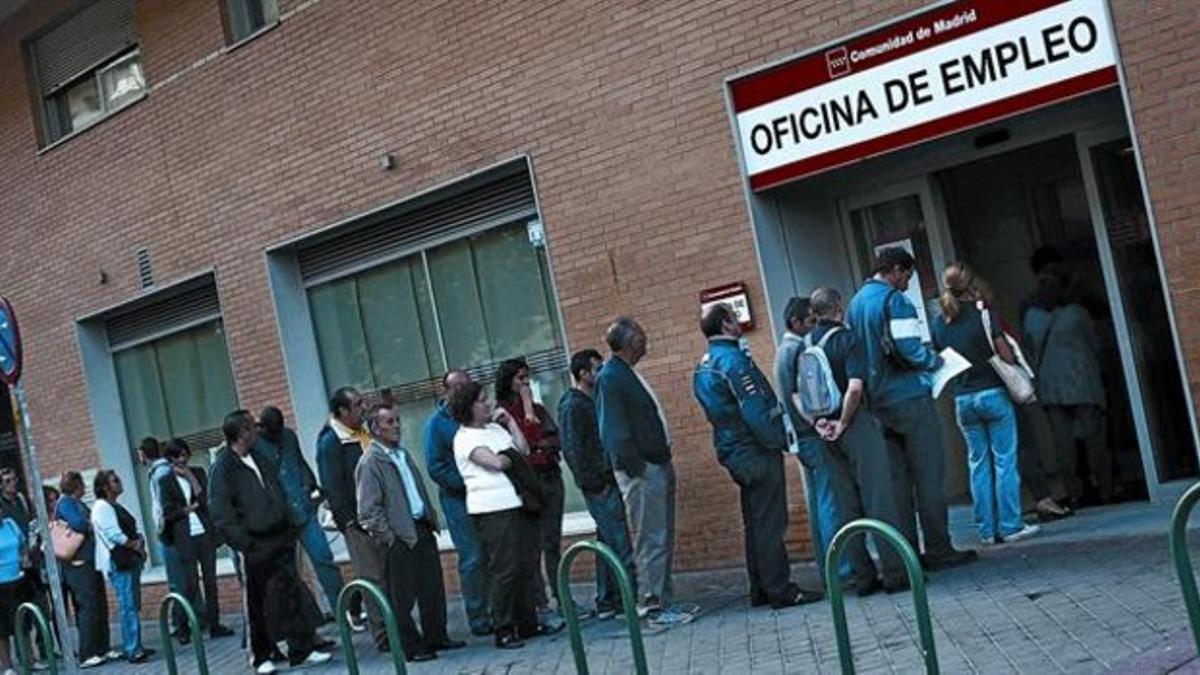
[355,441,438,549]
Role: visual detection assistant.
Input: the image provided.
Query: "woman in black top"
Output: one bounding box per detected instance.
[932,263,1039,546]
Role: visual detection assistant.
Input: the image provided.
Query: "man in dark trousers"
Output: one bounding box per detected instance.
[356,405,464,663]
[316,387,386,647]
[801,287,908,595]
[422,370,491,636]
[157,438,233,640]
[845,247,975,570]
[256,406,344,616]
[693,303,822,609]
[558,348,636,619]
[209,410,332,674]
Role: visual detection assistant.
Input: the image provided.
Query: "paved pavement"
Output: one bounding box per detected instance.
[75,499,1200,673]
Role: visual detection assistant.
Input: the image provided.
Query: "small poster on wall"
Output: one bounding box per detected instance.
[873,238,931,343]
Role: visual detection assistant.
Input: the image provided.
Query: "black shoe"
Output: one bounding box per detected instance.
[408,650,438,663]
[770,587,824,608]
[127,648,154,663]
[428,638,466,650]
[883,578,912,594]
[469,623,494,637]
[856,577,883,598]
[209,624,234,638]
[750,592,770,607]
[922,549,977,571]
[495,633,525,650]
[176,631,191,646]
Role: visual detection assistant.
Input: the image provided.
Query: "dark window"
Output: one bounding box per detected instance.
[27,0,144,145]
[225,0,279,44]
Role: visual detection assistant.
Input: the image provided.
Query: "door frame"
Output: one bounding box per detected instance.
[1075,126,1200,502]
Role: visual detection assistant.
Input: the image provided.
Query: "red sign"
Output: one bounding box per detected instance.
[729,0,1119,191]
[700,283,754,331]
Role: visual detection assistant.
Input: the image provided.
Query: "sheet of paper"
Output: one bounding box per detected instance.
[931,347,971,399]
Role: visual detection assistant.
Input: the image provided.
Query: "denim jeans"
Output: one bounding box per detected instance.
[583,484,636,611]
[440,493,490,630]
[108,564,143,658]
[796,434,847,580]
[954,387,1022,540]
[297,517,345,612]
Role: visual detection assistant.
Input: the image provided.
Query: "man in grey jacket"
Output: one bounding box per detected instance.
[356,404,464,663]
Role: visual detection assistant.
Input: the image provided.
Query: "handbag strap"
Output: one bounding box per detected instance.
[977,301,998,357]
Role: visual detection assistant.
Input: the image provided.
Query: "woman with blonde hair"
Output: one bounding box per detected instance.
[932,262,1040,545]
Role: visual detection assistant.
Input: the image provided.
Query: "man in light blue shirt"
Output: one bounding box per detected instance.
[357,405,463,662]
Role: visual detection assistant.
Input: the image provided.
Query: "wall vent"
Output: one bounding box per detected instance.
[135,247,154,290]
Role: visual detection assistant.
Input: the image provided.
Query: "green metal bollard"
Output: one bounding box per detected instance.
[825,518,939,675]
[336,579,406,675]
[13,602,56,675]
[556,540,648,675]
[158,591,208,675]
[1169,481,1200,654]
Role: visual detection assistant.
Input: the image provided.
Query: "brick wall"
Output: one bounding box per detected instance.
[2,0,1199,612]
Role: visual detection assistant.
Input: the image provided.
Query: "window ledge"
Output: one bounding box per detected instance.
[223,20,280,54]
[37,92,148,156]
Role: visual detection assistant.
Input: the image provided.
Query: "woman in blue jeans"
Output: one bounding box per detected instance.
[933,263,1040,545]
[91,470,154,664]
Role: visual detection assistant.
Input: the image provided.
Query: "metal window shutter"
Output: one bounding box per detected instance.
[366,346,568,407]
[106,282,222,351]
[296,165,537,284]
[34,0,136,94]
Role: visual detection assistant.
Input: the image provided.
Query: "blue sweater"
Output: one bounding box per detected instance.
[422,402,466,500]
[845,278,942,408]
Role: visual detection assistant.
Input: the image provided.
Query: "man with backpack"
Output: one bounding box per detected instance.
[693,302,823,609]
[772,296,843,582]
[845,247,975,570]
[798,288,908,595]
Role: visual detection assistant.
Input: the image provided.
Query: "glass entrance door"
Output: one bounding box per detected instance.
[1078,134,1199,491]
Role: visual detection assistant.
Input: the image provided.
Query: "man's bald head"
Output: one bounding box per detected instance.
[442,369,472,397]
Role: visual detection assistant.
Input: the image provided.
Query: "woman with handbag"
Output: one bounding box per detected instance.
[55,472,113,668]
[933,263,1040,546]
[91,470,154,664]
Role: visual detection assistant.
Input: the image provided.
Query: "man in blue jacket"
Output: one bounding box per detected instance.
[257,406,344,617]
[595,317,692,626]
[844,247,974,570]
[694,303,822,609]
[421,370,491,636]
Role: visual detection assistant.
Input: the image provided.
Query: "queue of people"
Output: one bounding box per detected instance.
[0,243,1110,673]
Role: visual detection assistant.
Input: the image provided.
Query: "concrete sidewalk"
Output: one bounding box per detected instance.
[84,499,1200,673]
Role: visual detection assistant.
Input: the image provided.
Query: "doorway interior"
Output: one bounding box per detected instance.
[754,90,1198,504]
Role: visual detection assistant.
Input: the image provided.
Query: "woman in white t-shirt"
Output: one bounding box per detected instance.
[449,380,540,650]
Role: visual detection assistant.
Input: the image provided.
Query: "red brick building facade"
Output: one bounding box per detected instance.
[1,0,1198,614]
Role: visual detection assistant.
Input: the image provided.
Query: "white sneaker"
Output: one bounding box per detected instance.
[1003,523,1041,543]
[5,667,18,675]
[980,536,999,546]
[79,656,106,669]
[105,649,122,661]
[299,650,333,666]
[647,607,695,628]
[254,661,278,674]
[345,610,367,633]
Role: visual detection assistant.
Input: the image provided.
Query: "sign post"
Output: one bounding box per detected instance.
[1,297,78,673]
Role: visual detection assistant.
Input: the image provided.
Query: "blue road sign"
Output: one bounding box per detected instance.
[0,297,21,385]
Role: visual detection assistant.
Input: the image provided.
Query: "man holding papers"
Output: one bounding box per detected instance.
[845,247,977,571]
